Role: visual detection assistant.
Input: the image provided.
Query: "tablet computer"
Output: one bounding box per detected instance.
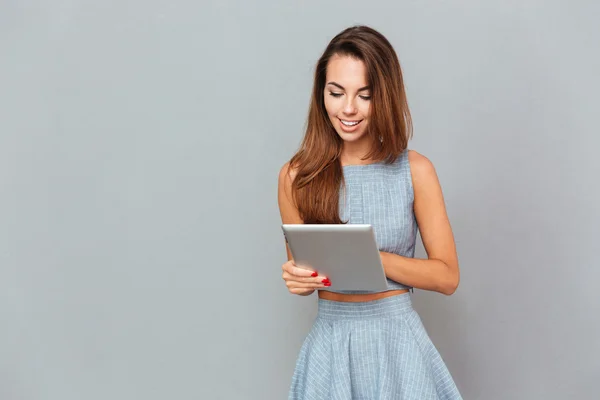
[281,224,388,291]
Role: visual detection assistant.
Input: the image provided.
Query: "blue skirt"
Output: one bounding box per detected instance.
[288,293,462,399]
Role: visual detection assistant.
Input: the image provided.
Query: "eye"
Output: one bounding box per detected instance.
[359,95,371,101]
[328,92,343,98]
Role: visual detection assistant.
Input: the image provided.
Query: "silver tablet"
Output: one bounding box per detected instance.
[281,224,388,291]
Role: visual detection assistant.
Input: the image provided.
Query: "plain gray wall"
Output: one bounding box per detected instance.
[1,1,598,399]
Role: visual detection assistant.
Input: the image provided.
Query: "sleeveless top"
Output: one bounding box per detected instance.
[329,148,417,294]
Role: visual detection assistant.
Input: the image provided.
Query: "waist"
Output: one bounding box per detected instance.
[318,288,409,303]
[317,291,413,319]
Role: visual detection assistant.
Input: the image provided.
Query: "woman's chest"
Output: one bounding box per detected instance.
[339,181,416,252]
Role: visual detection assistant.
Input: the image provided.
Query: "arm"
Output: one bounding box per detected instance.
[380,151,460,295]
[277,162,303,260]
[277,162,329,295]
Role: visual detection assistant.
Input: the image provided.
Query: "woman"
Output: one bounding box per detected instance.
[278,25,462,399]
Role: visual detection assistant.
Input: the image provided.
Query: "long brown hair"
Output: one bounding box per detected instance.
[289,25,413,224]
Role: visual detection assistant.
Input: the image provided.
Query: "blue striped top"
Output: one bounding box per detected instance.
[330,148,417,294]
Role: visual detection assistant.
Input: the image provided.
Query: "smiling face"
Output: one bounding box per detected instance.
[323,54,372,146]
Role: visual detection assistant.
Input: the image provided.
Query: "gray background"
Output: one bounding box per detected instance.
[1,1,598,399]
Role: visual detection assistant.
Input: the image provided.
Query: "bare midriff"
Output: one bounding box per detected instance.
[318,289,409,302]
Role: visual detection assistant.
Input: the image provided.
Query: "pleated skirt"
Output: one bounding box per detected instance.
[288,293,462,400]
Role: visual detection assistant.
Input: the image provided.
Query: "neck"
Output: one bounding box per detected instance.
[340,137,373,165]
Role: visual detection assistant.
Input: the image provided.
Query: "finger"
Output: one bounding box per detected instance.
[281,260,296,271]
[289,288,315,295]
[281,260,317,276]
[286,280,327,289]
[284,275,331,288]
[285,272,330,283]
[288,265,319,277]
[282,261,321,278]
[283,271,331,284]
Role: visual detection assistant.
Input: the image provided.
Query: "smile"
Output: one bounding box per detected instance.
[339,119,362,126]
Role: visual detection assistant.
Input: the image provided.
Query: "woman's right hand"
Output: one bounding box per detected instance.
[281,260,331,295]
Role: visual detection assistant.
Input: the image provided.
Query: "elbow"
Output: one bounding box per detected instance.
[441,281,458,296]
[440,266,460,296]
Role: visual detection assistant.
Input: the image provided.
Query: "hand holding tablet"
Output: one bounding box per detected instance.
[281,224,388,292]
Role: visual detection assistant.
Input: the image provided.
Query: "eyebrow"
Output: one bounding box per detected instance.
[327,82,371,92]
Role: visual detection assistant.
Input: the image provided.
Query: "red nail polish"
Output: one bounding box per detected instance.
[311,272,318,277]
[321,279,329,283]
[324,282,331,287]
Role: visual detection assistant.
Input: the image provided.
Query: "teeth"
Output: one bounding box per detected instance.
[341,120,360,126]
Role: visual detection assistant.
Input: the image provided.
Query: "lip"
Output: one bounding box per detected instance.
[338,118,363,133]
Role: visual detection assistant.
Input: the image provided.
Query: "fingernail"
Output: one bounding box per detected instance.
[324,282,331,287]
[321,279,330,283]
[311,272,318,277]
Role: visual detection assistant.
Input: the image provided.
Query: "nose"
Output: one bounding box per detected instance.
[343,98,357,115]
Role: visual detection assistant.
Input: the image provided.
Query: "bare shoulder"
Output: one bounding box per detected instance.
[407,150,439,185]
[278,161,298,187]
[278,161,303,224]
